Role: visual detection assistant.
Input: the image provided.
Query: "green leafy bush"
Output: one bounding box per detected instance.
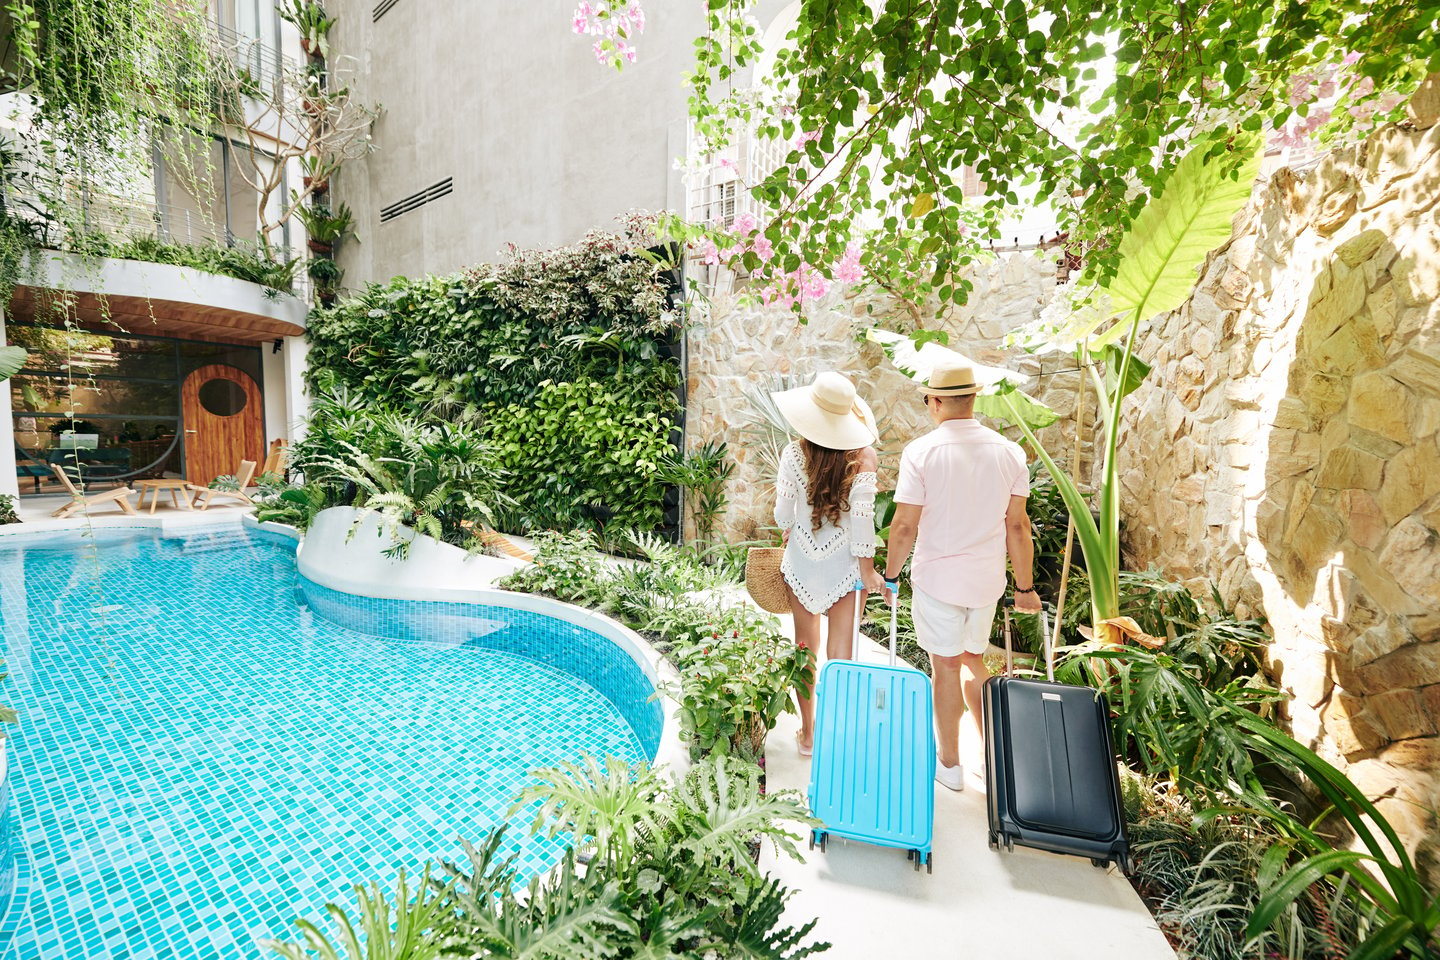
[74,233,300,289]
[667,615,813,761]
[290,386,509,553]
[486,377,676,533]
[304,218,681,535]
[0,493,20,525]
[267,756,828,959]
[1129,787,1367,960]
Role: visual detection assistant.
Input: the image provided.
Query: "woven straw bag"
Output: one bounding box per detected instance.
[745,546,790,614]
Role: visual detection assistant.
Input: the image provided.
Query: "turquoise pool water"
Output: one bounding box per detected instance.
[0,525,656,959]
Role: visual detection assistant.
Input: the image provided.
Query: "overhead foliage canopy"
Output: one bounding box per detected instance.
[683,0,1439,309]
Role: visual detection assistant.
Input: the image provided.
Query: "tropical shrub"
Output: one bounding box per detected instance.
[266,755,829,959]
[667,614,813,761]
[1129,787,1368,960]
[293,386,508,554]
[1241,718,1440,960]
[304,217,682,536]
[0,493,19,525]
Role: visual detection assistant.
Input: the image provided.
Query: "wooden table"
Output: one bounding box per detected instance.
[134,478,194,514]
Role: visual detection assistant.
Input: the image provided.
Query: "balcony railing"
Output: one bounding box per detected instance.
[210,21,295,90]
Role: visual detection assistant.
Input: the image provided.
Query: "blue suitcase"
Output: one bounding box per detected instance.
[808,584,936,872]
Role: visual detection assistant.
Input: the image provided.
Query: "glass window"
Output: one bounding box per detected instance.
[9,325,261,494]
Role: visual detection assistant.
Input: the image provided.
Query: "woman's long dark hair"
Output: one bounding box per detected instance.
[800,438,860,531]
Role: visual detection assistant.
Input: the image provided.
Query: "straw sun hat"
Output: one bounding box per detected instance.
[918,355,981,396]
[770,371,879,451]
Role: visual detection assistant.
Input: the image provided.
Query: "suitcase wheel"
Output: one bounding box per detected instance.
[987,832,998,851]
[809,831,816,851]
[1004,834,1014,853]
[1090,858,1109,870]
[926,852,933,875]
[912,851,920,872]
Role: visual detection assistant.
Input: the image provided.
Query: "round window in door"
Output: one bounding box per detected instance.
[181,364,264,487]
[198,377,249,417]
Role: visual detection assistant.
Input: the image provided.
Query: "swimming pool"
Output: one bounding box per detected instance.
[0,524,660,959]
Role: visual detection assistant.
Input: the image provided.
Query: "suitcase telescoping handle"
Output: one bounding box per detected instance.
[850,580,899,668]
[1001,597,1053,682]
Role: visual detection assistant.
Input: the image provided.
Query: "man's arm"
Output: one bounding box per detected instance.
[882,502,923,605]
[1005,494,1042,613]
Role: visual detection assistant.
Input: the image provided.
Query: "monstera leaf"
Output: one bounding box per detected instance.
[1086,135,1263,348]
[0,346,27,381]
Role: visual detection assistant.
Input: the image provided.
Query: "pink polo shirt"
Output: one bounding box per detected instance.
[894,418,1029,608]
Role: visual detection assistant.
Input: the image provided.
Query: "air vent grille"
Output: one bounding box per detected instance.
[379,177,454,223]
[373,0,400,22]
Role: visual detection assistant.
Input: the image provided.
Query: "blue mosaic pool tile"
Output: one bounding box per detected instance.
[0,526,651,959]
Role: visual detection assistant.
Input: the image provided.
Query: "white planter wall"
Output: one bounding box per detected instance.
[297,506,524,600]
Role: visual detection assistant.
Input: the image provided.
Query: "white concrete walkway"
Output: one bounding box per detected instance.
[760,630,1177,960]
[7,492,253,534]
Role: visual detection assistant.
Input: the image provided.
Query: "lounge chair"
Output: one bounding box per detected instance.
[260,439,288,479]
[49,464,137,518]
[187,459,256,510]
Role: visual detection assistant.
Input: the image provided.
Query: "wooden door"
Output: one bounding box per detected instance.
[181,363,264,486]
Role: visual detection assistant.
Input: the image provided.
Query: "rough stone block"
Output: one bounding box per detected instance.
[1391,347,1440,398]
[1379,439,1440,525]
[1272,397,1312,431]
[1379,516,1440,605]
[1317,444,1386,490]
[1336,228,1390,267]
[1350,371,1412,444]
[1370,689,1437,741]
[1357,641,1440,695]
[1342,489,1388,550]
[1407,72,1440,129]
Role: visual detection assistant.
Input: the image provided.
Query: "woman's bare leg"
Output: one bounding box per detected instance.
[824,589,860,661]
[788,584,823,750]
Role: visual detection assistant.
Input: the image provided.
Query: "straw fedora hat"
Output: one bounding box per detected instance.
[919,355,981,396]
[771,371,878,450]
[744,546,790,614]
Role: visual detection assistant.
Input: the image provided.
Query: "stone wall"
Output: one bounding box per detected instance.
[1117,109,1440,870]
[685,250,1090,541]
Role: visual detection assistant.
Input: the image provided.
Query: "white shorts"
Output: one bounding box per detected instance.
[912,586,996,658]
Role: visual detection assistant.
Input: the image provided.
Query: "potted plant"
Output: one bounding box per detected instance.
[280,0,337,59]
[299,155,335,192]
[295,201,353,255]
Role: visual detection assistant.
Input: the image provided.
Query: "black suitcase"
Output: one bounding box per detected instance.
[984,603,1131,872]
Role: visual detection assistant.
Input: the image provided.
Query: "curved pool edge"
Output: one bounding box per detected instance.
[0,741,33,959]
[242,515,692,777]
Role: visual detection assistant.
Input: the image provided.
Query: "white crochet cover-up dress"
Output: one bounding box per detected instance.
[773,440,878,614]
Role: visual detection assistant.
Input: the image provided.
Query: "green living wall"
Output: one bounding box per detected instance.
[304,219,682,533]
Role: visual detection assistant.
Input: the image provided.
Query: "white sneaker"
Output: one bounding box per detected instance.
[936,756,965,792]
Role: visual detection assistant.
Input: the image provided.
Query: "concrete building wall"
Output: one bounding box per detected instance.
[329,2,712,284]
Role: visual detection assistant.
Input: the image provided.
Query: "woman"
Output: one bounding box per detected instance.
[771,371,883,757]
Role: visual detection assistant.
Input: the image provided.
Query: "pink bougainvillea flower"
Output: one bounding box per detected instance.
[592,39,607,63]
[1288,73,1314,106]
[834,242,863,284]
[751,235,774,261]
[1342,51,1361,65]
[700,239,721,266]
[628,2,645,31]
[792,129,822,150]
[1351,75,1375,98]
[731,211,757,235]
[718,157,738,173]
[572,12,589,33]
[1317,77,1337,99]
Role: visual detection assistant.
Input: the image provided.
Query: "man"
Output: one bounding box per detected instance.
[882,356,1043,791]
